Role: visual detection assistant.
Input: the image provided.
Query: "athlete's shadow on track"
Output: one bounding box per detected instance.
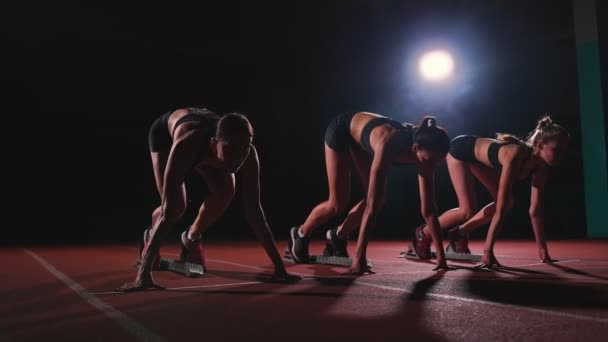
[142,267,450,341]
[463,265,608,308]
[546,262,608,281]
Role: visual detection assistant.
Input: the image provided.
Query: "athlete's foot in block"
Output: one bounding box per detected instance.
[447,227,471,254]
[412,225,432,259]
[326,228,349,258]
[475,252,502,269]
[288,226,310,263]
[180,231,207,269]
[115,276,165,292]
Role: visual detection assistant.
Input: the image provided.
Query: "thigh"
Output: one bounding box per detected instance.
[447,154,478,211]
[349,147,372,193]
[469,162,500,200]
[325,144,351,205]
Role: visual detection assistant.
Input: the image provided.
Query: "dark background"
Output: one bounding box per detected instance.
[3,0,591,245]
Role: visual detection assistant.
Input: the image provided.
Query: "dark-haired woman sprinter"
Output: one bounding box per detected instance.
[118,107,296,292]
[289,112,451,275]
[415,116,569,268]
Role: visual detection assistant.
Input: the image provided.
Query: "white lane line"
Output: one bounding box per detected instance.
[206,258,314,278]
[510,259,582,268]
[91,281,265,295]
[24,249,167,342]
[354,279,608,325]
[203,255,608,325]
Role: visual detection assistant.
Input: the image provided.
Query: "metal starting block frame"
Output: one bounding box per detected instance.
[135,233,204,277]
[284,248,373,269]
[159,258,205,277]
[399,243,482,262]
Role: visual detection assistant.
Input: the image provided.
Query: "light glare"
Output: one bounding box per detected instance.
[419,50,454,81]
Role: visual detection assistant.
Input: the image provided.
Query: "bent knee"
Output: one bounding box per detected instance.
[326,200,348,217]
[460,207,477,221]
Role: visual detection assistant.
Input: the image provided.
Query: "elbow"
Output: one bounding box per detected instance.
[529,207,542,218]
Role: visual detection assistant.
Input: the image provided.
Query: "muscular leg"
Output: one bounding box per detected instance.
[466,159,508,267]
[337,200,365,238]
[147,148,187,242]
[459,163,499,234]
[429,154,478,234]
[149,150,186,234]
[151,151,169,226]
[123,151,187,291]
[300,144,351,236]
[189,169,236,237]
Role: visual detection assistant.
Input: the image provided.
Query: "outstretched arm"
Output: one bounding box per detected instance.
[237,145,293,279]
[417,164,448,270]
[530,164,553,262]
[346,143,392,275]
[118,130,202,292]
[479,147,524,267]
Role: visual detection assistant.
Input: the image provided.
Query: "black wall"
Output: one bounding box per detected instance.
[3,0,585,245]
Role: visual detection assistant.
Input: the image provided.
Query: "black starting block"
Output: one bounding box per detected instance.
[159,258,205,277]
[135,228,204,277]
[284,248,373,269]
[399,243,482,262]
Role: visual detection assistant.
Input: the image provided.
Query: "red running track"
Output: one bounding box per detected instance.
[2,240,608,341]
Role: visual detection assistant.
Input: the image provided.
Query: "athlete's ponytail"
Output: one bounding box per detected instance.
[413,116,450,154]
[495,133,528,146]
[525,115,569,147]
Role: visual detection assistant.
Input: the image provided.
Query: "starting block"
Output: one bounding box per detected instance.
[284,248,373,269]
[159,258,205,277]
[135,233,205,277]
[135,245,204,277]
[399,243,482,262]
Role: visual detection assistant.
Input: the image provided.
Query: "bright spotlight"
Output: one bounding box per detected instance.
[419,50,454,81]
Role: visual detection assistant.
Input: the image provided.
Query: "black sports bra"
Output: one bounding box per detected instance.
[487,142,534,174]
[360,117,413,164]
